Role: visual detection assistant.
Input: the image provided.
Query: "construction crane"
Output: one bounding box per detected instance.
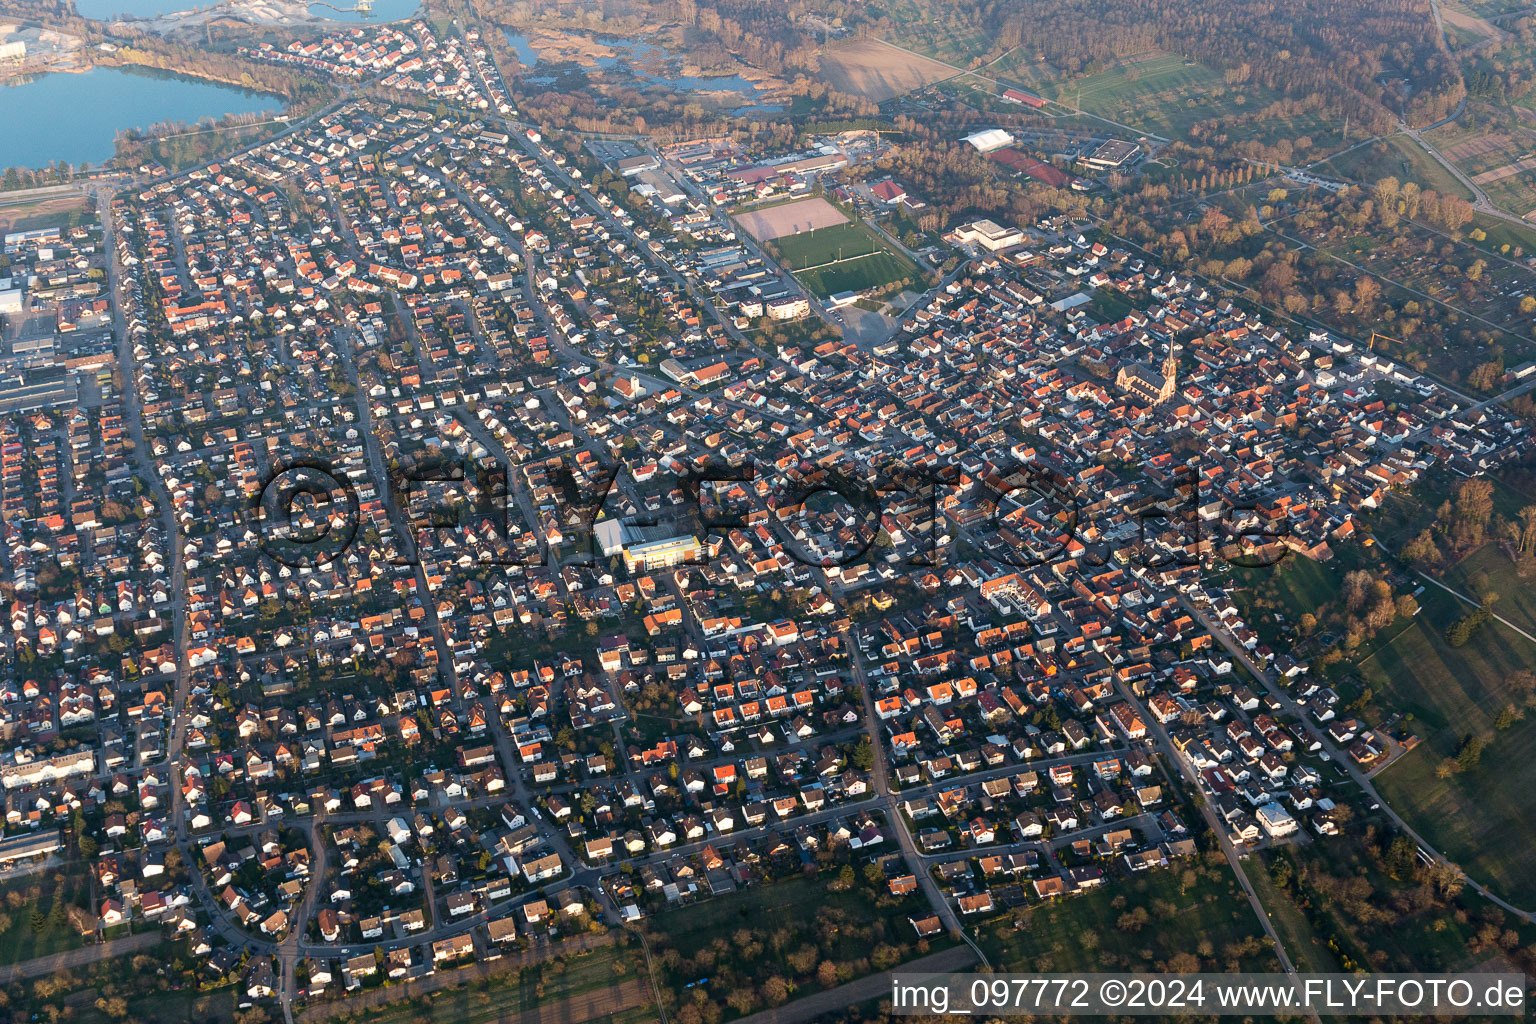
[1368,331,1403,351]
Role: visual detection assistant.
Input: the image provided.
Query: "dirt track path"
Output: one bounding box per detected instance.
[731,945,979,1024]
[0,931,161,984]
[296,933,642,1024]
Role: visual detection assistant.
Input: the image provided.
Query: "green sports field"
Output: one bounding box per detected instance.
[772,221,920,298]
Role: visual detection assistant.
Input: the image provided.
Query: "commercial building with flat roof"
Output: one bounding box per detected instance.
[623,534,703,573]
[951,219,1025,252]
[1083,139,1141,169]
[963,129,1015,153]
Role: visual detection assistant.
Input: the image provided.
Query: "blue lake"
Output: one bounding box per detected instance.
[304,0,421,24]
[0,67,282,169]
[503,28,540,68]
[74,0,419,21]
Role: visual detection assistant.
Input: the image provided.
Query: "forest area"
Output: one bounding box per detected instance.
[481,0,1466,134]
[881,0,1464,130]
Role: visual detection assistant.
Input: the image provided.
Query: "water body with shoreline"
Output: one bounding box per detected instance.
[0,66,281,168]
[73,0,419,23]
[503,28,782,113]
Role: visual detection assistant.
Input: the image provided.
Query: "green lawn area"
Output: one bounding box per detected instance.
[773,221,920,298]
[12,209,87,233]
[0,203,92,236]
[1439,543,1536,638]
[352,943,647,1024]
[1040,55,1249,139]
[648,874,932,965]
[1466,213,1536,258]
[774,221,882,268]
[976,862,1279,973]
[127,985,239,1024]
[1245,862,1343,976]
[1354,585,1535,737]
[1231,551,1341,625]
[1321,135,1474,201]
[1376,738,1536,911]
[1223,547,1399,657]
[0,865,92,965]
[646,872,943,1017]
[1084,287,1134,322]
[1353,583,1536,907]
[1254,835,1520,974]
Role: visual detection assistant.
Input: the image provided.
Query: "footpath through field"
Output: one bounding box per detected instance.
[296,932,637,1023]
[731,945,978,1024]
[0,930,161,983]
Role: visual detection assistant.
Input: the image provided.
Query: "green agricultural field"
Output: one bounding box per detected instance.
[874,0,994,67]
[1440,543,1536,638]
[1040,55,1247,139]
[1423,122,1518,178]
[1376,739,1536,912]
[1481,174,1536,220]
[1354,585,1535,737]
[1321,135,1474,200]
[1423,120,1536,217]
[1225,108,1347,150]
[773,221,920,298]
[977,862,1279,973]
[1446,0,1530,18]
[1355,584,1536,907]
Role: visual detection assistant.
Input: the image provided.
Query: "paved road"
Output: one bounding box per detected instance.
[1398,109,1536,228]
[0,931,162,983]
[1111,679,1315,1020]
[731,944,977,1024]
[850,653,984,965]
[1181,596,1534,922]
[1418,571,1536,646]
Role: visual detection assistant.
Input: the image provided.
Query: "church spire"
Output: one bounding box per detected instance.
[1162,345,1179,397]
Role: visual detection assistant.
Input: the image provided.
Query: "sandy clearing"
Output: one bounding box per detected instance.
[734,197,849,242]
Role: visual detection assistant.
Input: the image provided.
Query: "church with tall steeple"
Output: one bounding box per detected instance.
[1115,344,1179,406]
